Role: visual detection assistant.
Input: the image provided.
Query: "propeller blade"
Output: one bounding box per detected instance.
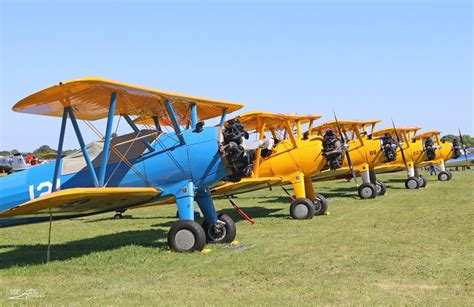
[458,128,469,163]
[333,111,358,186]
[391,119,409,172]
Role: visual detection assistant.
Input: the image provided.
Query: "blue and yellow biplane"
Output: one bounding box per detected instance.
[0,77,257,252]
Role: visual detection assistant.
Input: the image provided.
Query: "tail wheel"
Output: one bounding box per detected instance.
[290,198,315,220]
[313,194,328,216]
[202,213,237,244]
[168,220,206,253]
[375,180,387,196]
[418,175,427,188]
[405,177,420,189]
[437,171,450,182]
[358,183,377,199]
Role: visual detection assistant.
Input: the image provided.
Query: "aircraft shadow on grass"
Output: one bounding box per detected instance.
[0,207,284,269]
[218,206,285,220]
[0,228,167,269]
[81,215,177,223]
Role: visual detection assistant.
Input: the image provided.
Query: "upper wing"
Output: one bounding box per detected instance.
[414,130,441,140]
[12,77,243,123]
[235,111,322,131]
[373,127,421,138]
[211,177,283,196]
[0,187,162,218]
[312,119,381,134]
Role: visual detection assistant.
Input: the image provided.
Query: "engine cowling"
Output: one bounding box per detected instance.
[451,139,462,159]
[424,138,437,161]
[380,133,397,162]
[322,130,344,170]
[219,119,255,182]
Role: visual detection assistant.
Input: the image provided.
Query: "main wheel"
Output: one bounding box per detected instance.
[313,193,328,216]
[202,213,237,244]
[446,170,453,180]
[375,180,387,196]
[168,220,206,252]
[290,198,315,220]
[418,175,427,188]
[405,177,420,189]
[113,212,123,219]
[358,183,377,199]
[438,171,450,182]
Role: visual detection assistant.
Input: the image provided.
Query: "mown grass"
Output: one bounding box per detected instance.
[0,171,473,305]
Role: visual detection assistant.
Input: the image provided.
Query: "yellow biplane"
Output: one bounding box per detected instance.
[414,130,462,181]
[373,127,462,185]
[212,112,338,220]
[310,119,400,199]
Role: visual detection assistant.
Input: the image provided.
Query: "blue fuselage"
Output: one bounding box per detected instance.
[0,126,229,226]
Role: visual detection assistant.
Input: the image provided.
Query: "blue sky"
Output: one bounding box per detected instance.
[1,0,472,151]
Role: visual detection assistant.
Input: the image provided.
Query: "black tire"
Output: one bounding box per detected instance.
[446,170,453,180]
[313,193,328,216]
[290,198,315,220]
[405,177,420,189]
[375,180,387,196]
[358,183,377,199]
[113,213,123,220]
[418,175,427,188]
[437,171,450,182]
[168,220,206,252]
[202,213,237,244]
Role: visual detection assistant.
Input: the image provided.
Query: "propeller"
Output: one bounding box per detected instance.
[333,111,358,186]
[391,119,409,173]
[458,128,469,164]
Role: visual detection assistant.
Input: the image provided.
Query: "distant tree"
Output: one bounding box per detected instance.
[10,149,20,154]
[34,145,56,154]
[111,132,118,138]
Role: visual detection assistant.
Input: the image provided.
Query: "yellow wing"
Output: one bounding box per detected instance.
[12,77,243,123]
[312,119,381,134]
[373,127,421,138]
[211,177,283,196]
[0,187,162,218]
[414,130,441,140]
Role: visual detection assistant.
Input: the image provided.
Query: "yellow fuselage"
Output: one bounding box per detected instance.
[256,135,326,183]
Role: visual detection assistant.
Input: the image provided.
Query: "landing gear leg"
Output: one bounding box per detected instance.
[168,181,206,253]
[437,160,452,181]
[358,167,376,199]
[405,162,420,189]
[289,172,315,219]
[197,187,236,244]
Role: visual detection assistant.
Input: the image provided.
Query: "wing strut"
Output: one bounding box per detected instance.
[69,107,100,187]
[99,92,117,186]
[123,115,155,152]
[165,100,185,144]
[51,108,68,192]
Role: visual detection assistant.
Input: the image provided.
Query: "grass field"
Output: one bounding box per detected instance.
[1,171,473,305]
